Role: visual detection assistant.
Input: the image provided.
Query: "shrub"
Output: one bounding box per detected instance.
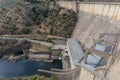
[47,38,53,43]
[9,24,18,33]
[50,27,56,35]
[23,18,32,27]
[21,28,31,34]
[50,76,57,80]
[35,19,41,25]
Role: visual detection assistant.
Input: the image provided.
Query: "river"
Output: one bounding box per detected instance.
[0,59,62,78]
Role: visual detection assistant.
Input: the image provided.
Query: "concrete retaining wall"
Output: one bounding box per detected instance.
[79,2,120,21]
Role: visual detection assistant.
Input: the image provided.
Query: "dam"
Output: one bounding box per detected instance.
[37,1,120,80]
[0,1,120,80]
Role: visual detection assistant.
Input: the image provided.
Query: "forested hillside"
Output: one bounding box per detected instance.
[0,0,77,37]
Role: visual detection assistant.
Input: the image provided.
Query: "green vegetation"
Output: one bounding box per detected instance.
[47,38,53,43]
[48,46,52,51]
[0,0,77,37]
[25,0,56,3]
[25,0,42,3]
[50,27,56,35]
[6,75,57,80]
[25,1,77,37]
[8,24,18,33]
[23,18,33,27]
[21,28,31,34]
[49,76,57,80]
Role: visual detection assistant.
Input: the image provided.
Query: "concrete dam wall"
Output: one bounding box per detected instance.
[58,2,120,21]
[73,2,120,48]
[57,2,120,80]
[79,2,120,21]
[58,2,120,48]
[73,12,120,48]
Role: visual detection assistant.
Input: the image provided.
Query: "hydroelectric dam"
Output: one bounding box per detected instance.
[37,1,120,80]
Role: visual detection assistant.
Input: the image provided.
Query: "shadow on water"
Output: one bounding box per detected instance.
[0,59,62,78]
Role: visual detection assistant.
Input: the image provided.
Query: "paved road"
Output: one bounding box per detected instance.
[0,35,52,47]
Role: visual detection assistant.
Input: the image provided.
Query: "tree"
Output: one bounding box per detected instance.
[50,27,56,35]
[21,28,31,34]
[9,24,18,33]
[50,76,57,80]
[23,18,32,27]
[25,0,40,3]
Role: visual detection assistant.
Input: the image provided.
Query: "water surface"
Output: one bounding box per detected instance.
[0,59,62,78]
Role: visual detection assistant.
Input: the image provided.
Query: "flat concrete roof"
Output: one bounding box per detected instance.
[67,38,84,65]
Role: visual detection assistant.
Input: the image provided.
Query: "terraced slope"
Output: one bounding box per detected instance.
[0,4,27,34]
[73,12,120,48]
